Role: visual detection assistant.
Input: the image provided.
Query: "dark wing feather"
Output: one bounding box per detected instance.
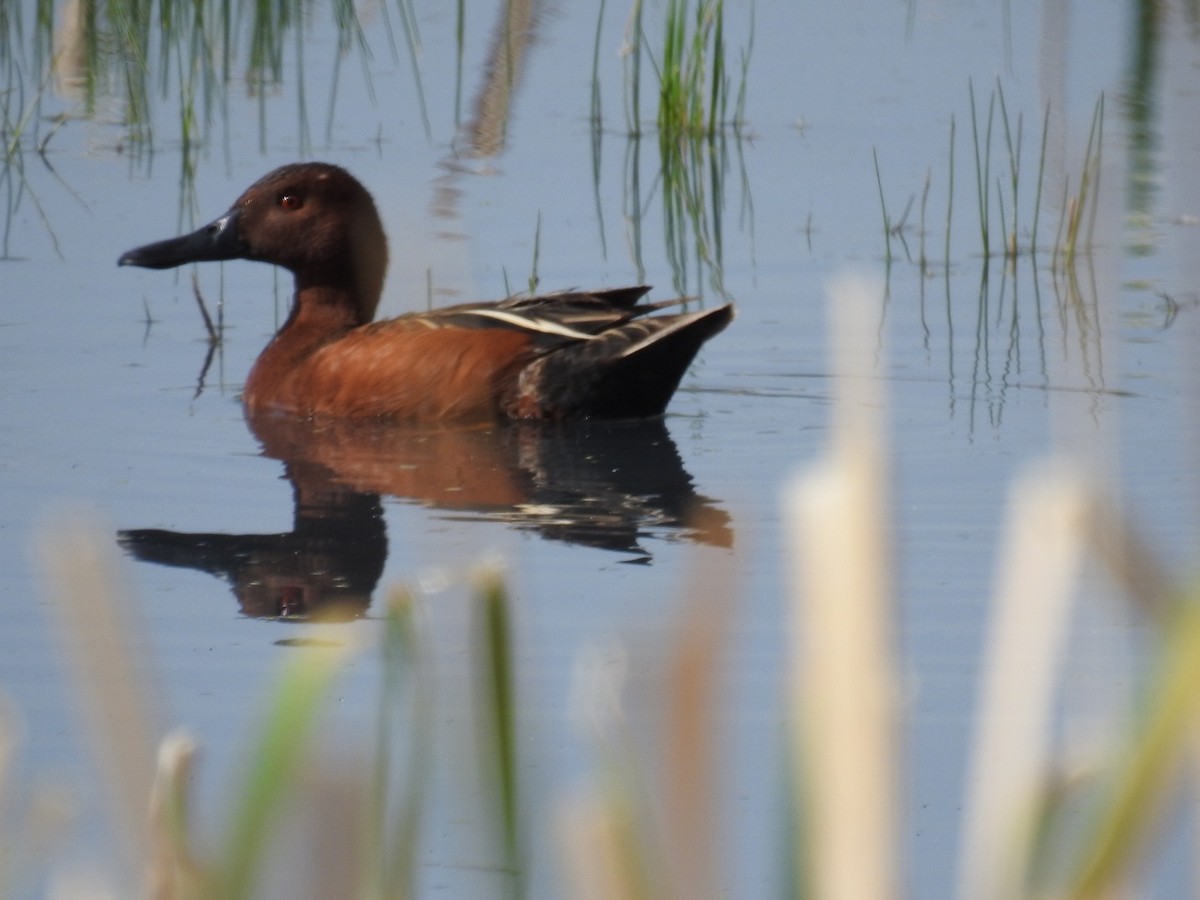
[504,303,735,419]
[405,286,698,349]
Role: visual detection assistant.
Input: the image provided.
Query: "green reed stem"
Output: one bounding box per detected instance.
[1072,590,1200,895]
[657,0,729,139]
[919,168,930,272]
[476,571,520,881]
[733,4,753,129]
[592,0,607,128]
[945,114,955,272]
[625,0,645,135]
[528,211,542,294]
[220,643,349,900]
[392,0,430,139]
[1062,93,1105,266]
[709,0,725,137]
[591,0,609,257]
[1030,103,1050,255]
[995,79,1021,259]
[873,146,892,263]
[995,176,1007,261]
[968,79,995,260]
[454,0,465,126]
[375,589,430,896]
[1085,93,1105,250]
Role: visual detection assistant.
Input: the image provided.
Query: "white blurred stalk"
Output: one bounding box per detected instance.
[955,463,1090,900]
[146,730,202,899]
[784,274,899,900]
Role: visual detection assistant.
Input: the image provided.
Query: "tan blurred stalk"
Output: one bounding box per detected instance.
[661,554,736,900]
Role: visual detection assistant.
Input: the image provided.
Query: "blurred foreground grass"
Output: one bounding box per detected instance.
[8,279,1200,899]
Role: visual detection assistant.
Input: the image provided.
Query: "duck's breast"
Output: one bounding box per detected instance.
[246,320,536,421]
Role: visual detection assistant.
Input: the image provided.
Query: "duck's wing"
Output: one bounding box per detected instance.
[408,286,692,348]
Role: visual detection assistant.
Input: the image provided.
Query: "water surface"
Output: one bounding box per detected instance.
[2,0,1199,896]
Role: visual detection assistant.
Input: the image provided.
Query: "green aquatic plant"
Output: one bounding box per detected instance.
[879,80,1099,281]
[868,83,1107,435]
[370,587,429,896]
[1055,93,1105,272]
[963,79,1052,264]
[873,146,894,264]
[649,0,751,140]
[994,81,1021,259]
[1069,582,1200,895]
[528,211,542,295]
[500,212,543,298]
[968,80,993,261]
[0,14,66,262]
[622,0,646,137]
[219,640,351,900]
[1030,103,1051,255]
[474,569,522,887]
[3,0,422,176]
[595,0,752,294]
[0,0,434,258]
[591,0,609,134]
[946,115,956,271]
[870,149,918,268]
[657,0,726,139]
[659,127,731,293]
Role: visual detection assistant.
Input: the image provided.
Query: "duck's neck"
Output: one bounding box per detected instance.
[286,281,369,333]
[265,284,362,361]
[244,284,364,407]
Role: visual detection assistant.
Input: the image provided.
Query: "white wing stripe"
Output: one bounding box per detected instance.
[464,309,598,340]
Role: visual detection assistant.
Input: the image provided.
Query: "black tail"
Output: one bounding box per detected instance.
[515,304,734,419]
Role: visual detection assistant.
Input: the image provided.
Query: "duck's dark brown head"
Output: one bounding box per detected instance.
[120,163,389,324]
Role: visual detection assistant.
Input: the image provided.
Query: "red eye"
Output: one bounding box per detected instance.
[280,194,303,211]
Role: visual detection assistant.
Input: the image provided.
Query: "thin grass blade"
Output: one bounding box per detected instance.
[219,639,351,900]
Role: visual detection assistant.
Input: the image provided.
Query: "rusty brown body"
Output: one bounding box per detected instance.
[244,306,535,421]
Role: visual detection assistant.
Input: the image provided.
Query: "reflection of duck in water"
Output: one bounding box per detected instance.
[119,162,733,422]
[120,469,386,622]
[119,417,732,620]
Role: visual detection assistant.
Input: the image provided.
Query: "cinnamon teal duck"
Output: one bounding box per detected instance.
[119,163,733,422]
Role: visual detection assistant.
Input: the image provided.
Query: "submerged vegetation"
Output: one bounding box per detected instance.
[0,0,420,244]
[876,79,1106,275]
[0,0,753,298]
[871,80,1111,432]
[589,0,753,296]
[655,0,746,140]
[13,0,423,149]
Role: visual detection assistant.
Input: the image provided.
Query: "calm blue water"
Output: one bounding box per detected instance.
[2,0,1199,896]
